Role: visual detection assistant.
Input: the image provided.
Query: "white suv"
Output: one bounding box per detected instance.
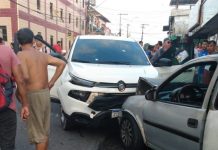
[49,35,159,129]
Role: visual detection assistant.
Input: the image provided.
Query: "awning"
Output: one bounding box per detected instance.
[170,0,198,5]
[191,13,218,38]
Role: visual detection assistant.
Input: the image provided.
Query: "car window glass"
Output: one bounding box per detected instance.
[71,39,150,65]
[157,62,217,108]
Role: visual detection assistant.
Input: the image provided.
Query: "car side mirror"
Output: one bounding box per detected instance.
[145,88,156,101]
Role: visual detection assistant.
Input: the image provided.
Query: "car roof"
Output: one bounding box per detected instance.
[186,54,218,64]
[77,35,136,42]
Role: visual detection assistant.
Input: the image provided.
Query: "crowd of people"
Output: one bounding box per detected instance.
[194,40,217,58]
[139,38,176,66]
[0,28,66,150]
[139,38,218,66]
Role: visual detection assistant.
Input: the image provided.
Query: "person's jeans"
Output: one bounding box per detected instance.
[0,108,16,150]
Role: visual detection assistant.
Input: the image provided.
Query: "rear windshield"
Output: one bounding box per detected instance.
[71,39,150,65]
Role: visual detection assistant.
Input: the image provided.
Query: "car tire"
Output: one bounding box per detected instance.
[120,112,145,150]
[60,107,71,130]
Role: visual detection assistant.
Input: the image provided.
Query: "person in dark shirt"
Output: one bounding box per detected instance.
[150,38,176,65]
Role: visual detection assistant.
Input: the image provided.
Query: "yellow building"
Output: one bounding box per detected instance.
[0,0,86,50]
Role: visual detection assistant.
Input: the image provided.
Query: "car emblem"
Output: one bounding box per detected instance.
[118,81,126,92]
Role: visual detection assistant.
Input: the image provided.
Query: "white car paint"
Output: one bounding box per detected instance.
[49,35,165,126]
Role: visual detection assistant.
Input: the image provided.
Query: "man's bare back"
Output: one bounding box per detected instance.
[16,28,65,150]
[18,47,65,91]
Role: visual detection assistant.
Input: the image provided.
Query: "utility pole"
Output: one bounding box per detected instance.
[127,24,129,38]
[141,24,148,41]
[118,13,128,36]
[86,0,90,34]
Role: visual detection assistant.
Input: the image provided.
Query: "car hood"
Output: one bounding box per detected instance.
[68,62,159,83]
[155,65,181,78]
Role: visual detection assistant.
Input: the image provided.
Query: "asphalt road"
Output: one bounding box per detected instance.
[15,102,124,150]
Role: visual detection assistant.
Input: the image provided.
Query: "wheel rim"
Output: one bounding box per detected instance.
[121,119,133,146]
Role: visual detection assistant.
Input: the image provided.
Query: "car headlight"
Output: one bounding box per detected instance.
[68,90,90,102]
[69,73,95,87]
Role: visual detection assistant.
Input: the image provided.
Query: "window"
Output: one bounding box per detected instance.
[50,35,53,46]
[69,13,71,24]
[82,0,85,8]
[60,8,64,22]
[157,62,217,107]
[81,21,85,30]
[50,3,53,19]
[60,38,63,49]
[37,0,40,10]
[0,26,7,41]
[76,17,79,28]
[69,40,71,49]
[68,30,71,36]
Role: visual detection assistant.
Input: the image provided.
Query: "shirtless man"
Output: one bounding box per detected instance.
[16,28,66,150]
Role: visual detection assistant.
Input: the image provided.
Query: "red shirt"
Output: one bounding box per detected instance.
[0,45,20,111]
[53,44,62,53]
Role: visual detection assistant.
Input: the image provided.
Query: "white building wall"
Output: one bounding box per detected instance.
[173,15,190,35]
[202,0,218,26]
[171,8,190,36]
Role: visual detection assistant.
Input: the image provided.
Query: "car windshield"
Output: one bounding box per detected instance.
[71,39,150,65]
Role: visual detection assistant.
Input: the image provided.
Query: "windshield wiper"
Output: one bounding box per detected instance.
[96,61,131,65]
[72,59,92,63]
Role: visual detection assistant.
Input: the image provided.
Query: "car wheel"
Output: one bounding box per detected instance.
[60,107,71,130]
[120,113,145,150]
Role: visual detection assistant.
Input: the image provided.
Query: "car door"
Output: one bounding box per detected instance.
[142,61,217,150]
[203,68,218,150]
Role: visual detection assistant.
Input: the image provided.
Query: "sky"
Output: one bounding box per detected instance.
[95,0,172,45]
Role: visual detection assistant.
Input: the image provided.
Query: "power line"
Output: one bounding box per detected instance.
[96,6,170,14]
[95,0,108,8]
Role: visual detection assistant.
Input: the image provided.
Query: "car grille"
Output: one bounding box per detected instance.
[88,93,135,111]
[94,82,137,88]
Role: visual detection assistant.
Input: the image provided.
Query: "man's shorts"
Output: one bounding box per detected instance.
[26,88,50,144]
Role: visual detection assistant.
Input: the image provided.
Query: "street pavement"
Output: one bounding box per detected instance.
[15,102,124,150]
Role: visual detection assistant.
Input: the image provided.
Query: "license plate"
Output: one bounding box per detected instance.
[111,110,122,118]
